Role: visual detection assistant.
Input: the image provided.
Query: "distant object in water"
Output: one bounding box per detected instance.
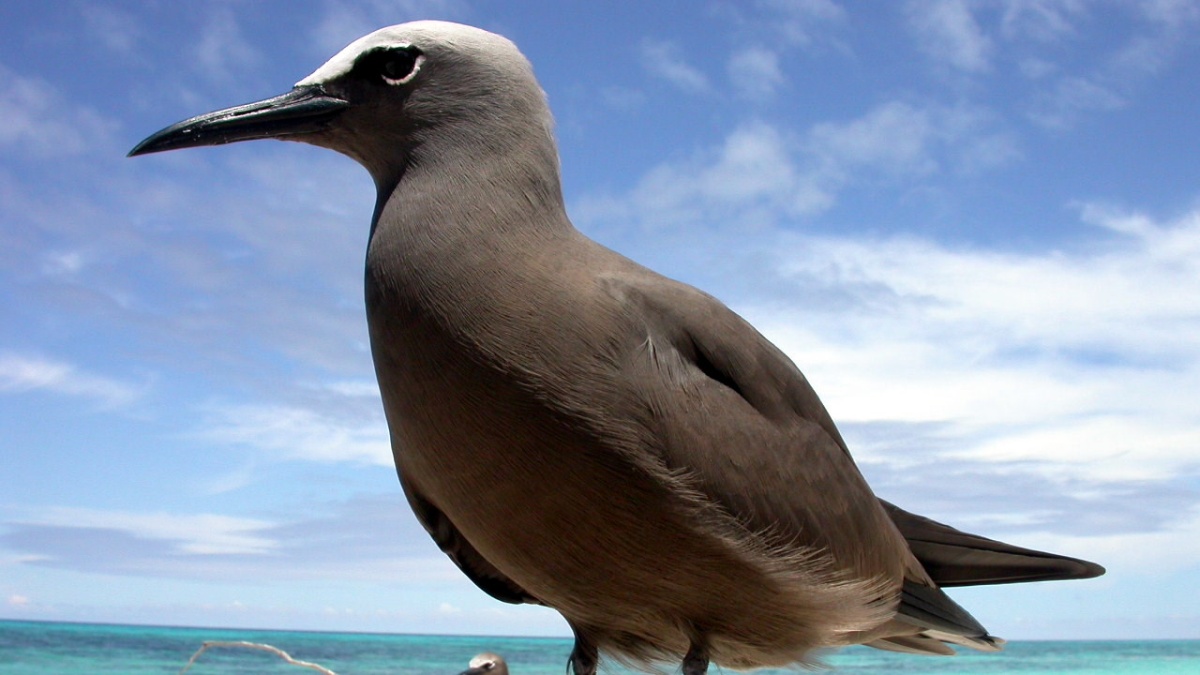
[460,653,509,675]
[178,640,338,674]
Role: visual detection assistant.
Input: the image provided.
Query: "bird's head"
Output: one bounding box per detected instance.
[129,21,557,191]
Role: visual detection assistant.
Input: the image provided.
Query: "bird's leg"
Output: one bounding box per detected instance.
[682,642,709,675]
[566,624,598,675]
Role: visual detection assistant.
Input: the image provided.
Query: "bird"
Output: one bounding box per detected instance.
[459,653,509,675]
[130,20,1104,674]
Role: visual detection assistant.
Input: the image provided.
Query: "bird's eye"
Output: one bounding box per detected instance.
[371,48,420,85]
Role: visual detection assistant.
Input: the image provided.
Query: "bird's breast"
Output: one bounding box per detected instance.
[366,290,650,575]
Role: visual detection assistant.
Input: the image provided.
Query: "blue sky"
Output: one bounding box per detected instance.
[2,0,1198,642]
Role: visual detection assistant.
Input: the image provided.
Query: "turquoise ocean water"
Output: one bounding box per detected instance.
[1,620,1197,675]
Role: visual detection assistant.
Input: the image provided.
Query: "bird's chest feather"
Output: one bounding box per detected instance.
[368,286,648,527]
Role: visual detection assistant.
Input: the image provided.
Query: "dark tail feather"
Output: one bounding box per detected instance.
[872,580,1004,655]
[864,634,956,655]
[881,499,1106,587]
[900,580,1003,647]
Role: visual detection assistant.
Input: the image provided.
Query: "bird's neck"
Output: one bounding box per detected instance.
[364,132,581,320]
[361,136,597,410]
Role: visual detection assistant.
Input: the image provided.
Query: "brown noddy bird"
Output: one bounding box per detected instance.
[130,20,1104,673]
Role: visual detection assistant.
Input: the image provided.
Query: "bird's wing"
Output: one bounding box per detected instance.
[609,274,899,570]
[881,499,1106,586]
[400,476,540,605]
[608,273,1002,649]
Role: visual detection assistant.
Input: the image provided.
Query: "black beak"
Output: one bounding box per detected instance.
[128,85,349,157]
[458,668,487,675]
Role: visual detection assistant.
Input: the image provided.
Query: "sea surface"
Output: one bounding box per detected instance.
[1,620,1196,675]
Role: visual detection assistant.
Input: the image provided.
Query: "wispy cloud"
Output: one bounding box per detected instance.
[1035,505,1200,575]
[729,46,786,100]
[5,144,376,389]
[905,0,993,72]
[576,100,1017,229]
[6,594,31,610]
[715,0,849,102]
[640,39,712,94]
[748,205,1199,471]
[198,401,391,466]
[0,496,456,583]
[1028,75,1125,129]
[190,9,261,84]
[807,101,939,176]
[1112,0,1200,76]
[0,64,116,158]
[1000,0,1087,42]
[722,0,847,49]
[6,507,277,558]
[310,0,471,58]
[80,4,143,55]
[0,352,140,407]
[993,0,1200,129]
[575,121,828,231]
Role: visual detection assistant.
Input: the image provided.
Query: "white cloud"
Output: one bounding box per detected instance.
[598,85,647,113]
[1020,505,1200,575]
[1,495,463,584]
[197,461,259,495]
[0,64,116,157]
[21,507,277,556]
[1018,56,1058,79]
[0,352,139,406]
[1112,0,1200,76]
[785,206,1199,355]
[1008,0,1199,129]
[81,4,142,55]
[1028,76,1125,129]
[744,204,1200,486]
[320,379,381,398]
[764,0,846,23]
[737,0,847,48]
[1000,0,1087,42]
[640,39,711,94]
[905,0,993,72]
[808,101,937,175]
[729,46,786,100]
[190,9,261,83]
[199,402,391,466]
[40,250,85,277]
[575,121,830,230]
[309,0,469,58]
[810,100,1017,177]
[576,101,1016,229]
[22,147,375,383]
[1143,0,1200,25]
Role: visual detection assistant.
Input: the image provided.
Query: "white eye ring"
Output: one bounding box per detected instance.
[377,49,422,85]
